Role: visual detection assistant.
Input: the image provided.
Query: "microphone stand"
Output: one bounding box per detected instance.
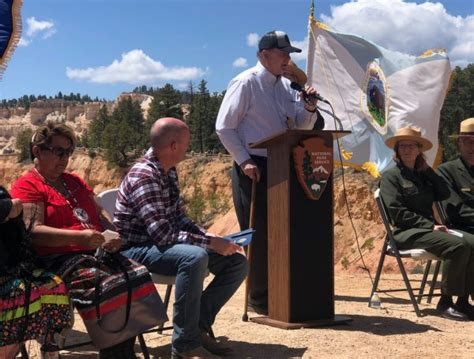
[316,103,344,131]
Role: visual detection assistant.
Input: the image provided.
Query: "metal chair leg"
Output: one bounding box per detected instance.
[368,235,389,307]
[417,260,432,303]
[20,343,29,358]
[395,254,423,317]
[427,260,441,304]
[157,284,173,334]
[138,334,150,359]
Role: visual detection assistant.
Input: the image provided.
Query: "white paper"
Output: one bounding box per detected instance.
[447,229,464,238]
[102,229,119,240]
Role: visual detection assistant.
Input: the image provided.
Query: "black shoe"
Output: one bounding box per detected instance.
[201,331,233,356]
[437,306,469,321]
[248,303,268,315]
[171,346,219,358]
[456,303,474,320]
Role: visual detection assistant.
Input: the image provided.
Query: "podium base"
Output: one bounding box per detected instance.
[249,315,352,329]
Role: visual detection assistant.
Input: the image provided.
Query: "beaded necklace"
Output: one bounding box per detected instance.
[33,168,92,229]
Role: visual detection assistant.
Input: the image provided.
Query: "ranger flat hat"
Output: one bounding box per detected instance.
[385,126,433,151]
[458,118,474,137]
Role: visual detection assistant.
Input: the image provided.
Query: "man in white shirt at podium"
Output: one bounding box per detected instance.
[216,30,325,315]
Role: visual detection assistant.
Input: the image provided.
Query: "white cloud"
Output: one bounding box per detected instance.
[26,17,56,39]
[290,37,309,62]
[320,0,473,67]
[232,57,248,68]
[66,49,206,84]
[18,37,30,47]
[247,33,259,47]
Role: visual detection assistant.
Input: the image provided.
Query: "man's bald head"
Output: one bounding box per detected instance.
[150,117,189,149]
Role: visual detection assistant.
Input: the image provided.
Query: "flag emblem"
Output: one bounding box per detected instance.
[361,61,388,135]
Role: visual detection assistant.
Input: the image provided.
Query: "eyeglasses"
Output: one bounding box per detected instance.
[41,145,74,158]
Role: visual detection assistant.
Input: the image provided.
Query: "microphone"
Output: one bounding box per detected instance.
[290,82,329,104]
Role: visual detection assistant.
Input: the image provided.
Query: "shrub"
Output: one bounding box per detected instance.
[15,128,33,162]
[187,184,206,224]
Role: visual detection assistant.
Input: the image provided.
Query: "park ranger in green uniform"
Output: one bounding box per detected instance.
[437,118,474,229]
[380,126,474,321]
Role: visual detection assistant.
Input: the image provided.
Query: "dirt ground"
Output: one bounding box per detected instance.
[4,157,473,358]
[21,273,473,359]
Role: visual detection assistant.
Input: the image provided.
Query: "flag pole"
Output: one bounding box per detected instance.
[306,0,316,81]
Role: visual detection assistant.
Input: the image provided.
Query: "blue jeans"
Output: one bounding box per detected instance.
[121,242,248,352]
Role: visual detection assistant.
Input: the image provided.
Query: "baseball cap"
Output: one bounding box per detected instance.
[258,30,302,53]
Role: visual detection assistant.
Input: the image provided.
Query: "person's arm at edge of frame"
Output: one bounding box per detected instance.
[22,201,105,249]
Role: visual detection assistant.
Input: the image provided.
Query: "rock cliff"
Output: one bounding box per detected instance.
[0,93,151,154]
[0,150,408,275]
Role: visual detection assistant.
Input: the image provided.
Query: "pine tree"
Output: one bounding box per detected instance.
[88,105,110,148]
[146,84,183,129]
[206,91,225,152]
[15,128,34,162]
[102,98,146,167]
[181,81,194,105]
[188,80,210,153]
[188,83,226,153]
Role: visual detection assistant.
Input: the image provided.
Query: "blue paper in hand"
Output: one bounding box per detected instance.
[223,228,255,247]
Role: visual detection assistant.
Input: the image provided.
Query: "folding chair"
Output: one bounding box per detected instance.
[370,189,442,317]
[96,188,119,217]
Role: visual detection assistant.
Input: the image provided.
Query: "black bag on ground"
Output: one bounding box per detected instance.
[58,249,168,349]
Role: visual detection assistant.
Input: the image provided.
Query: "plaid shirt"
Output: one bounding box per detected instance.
[114,149,210,248]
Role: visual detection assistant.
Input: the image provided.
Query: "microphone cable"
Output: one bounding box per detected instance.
[321,102,374,286]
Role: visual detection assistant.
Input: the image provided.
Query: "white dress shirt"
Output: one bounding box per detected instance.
[216,61,318,165]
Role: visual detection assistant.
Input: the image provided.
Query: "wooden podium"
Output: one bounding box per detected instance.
[249,129,352,329]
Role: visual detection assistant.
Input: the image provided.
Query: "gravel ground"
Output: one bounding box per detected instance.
[21,273,474,358]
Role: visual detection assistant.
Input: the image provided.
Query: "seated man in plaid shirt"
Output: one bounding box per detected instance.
[115,117,248,359]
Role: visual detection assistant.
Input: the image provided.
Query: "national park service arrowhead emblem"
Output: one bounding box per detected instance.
[292,137,333,200]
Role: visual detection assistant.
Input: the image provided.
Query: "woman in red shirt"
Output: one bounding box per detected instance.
[11,123,134,358]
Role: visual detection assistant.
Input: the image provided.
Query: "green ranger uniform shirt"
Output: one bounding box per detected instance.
[437,157,474,227]
[379,163,450,244]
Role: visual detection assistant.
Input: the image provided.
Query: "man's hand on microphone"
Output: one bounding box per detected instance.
[240,159,260,182]
[303,86,318,112]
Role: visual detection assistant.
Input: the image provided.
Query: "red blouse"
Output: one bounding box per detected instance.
[10,170,103,256]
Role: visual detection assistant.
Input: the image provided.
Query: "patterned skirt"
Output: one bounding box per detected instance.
[0,269,72,347]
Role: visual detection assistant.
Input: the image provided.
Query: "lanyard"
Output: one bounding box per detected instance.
[33,169,93,229]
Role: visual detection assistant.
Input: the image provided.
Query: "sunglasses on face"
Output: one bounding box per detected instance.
[40,145,74,158]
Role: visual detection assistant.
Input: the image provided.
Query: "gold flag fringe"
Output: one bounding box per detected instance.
[0,0,23,80]
[334,160,381,178]
[338,142,353,161]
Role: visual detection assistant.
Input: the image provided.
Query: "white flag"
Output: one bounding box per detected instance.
[307,20,451,176]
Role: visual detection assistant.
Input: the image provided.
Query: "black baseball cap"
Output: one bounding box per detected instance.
[258,30,302,53]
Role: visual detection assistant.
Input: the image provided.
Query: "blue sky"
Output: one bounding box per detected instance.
[1,0,472,100]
